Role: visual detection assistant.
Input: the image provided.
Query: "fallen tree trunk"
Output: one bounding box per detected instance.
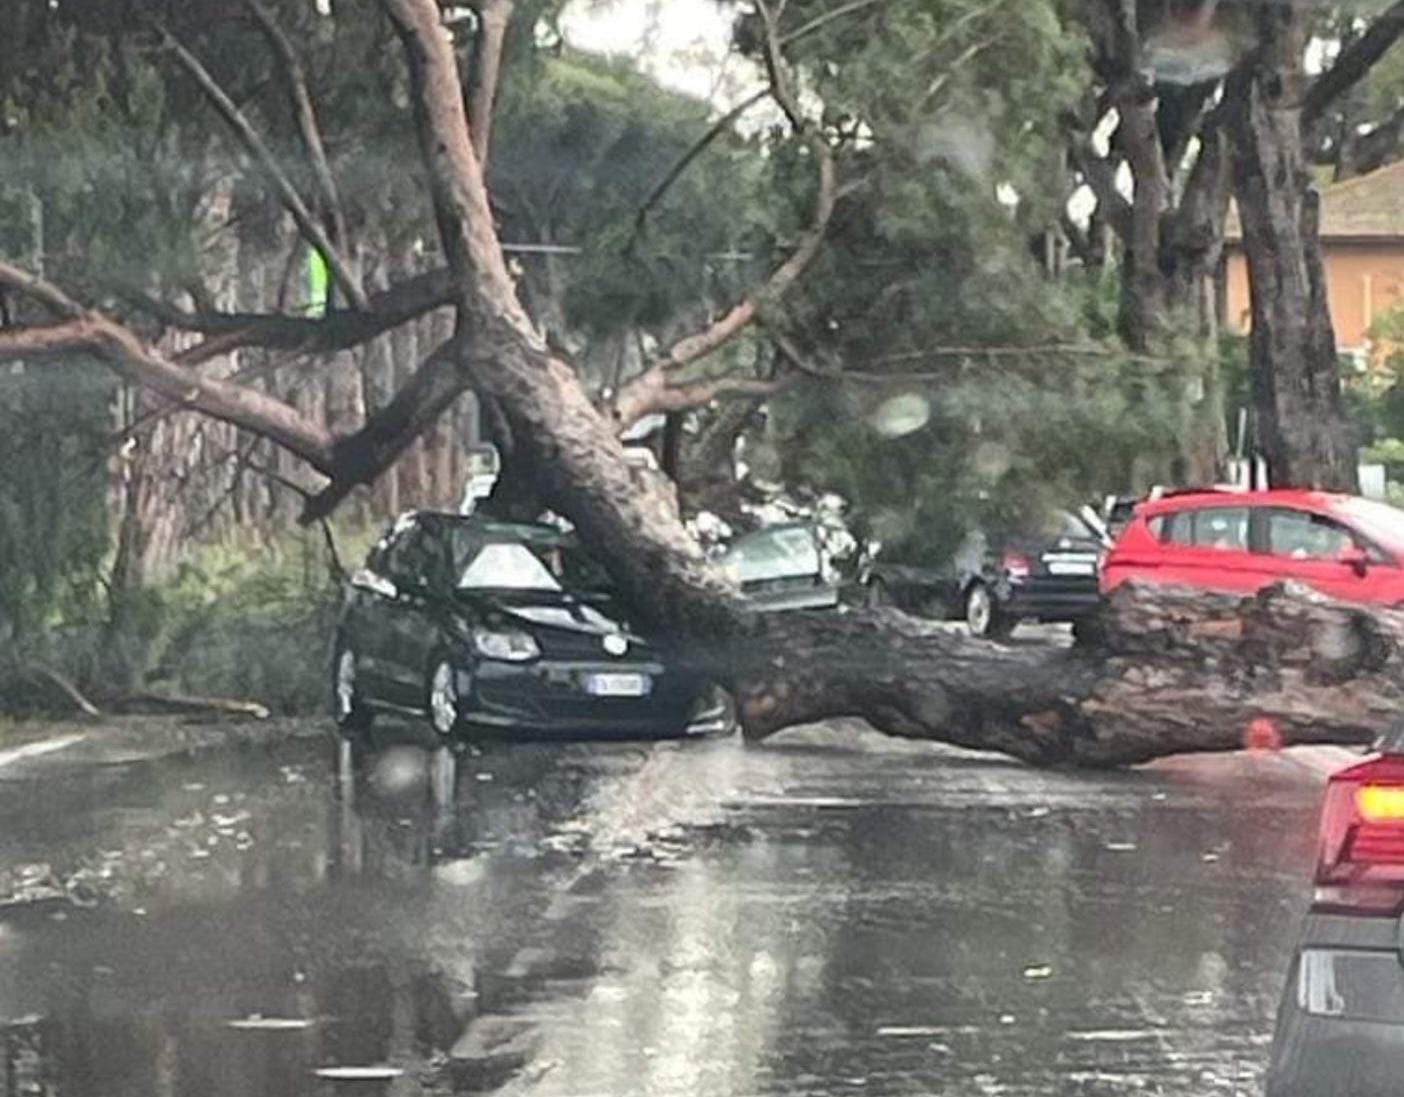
[725,580,1393,766]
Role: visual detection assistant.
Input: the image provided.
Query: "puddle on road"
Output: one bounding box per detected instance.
[0,728,1319,1096]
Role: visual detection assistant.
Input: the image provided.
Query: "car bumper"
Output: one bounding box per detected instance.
[456,661,718,738]
[1268,914,1404,1097]
[1001,577,1102,621]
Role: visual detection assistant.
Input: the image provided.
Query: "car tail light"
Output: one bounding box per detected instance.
[1001,550,1031,579]
[1314,755,1404,914]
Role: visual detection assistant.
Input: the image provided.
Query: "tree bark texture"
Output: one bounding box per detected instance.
[727,580,1397,766]
[1227,7,1358,492]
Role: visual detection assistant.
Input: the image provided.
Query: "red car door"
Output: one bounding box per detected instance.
[1259,506,1377,602]
[1149,504,1270,593]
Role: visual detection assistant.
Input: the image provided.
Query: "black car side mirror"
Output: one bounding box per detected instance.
[351,568,399,600]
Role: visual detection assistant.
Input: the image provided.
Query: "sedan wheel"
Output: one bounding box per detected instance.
[333,648,372,732]
[965,583,1013,640]
[428,660,463,739]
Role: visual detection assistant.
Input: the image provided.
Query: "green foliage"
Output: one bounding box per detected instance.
[0,23,212,300]
[0,361,112,641]
[771,336,1190,562]
[490,50,769,365]
[1,523,374,716]
[144,531,348,713]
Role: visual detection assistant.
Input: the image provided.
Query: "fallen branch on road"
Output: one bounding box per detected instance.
[19,663,102,718]
[729,581,1396,766]
[120,692,272,721]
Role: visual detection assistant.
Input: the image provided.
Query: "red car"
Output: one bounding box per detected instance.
[1102,489,1404,605]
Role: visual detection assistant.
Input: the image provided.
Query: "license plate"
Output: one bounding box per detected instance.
[584,672,651,697]
[1045,559,1096,576]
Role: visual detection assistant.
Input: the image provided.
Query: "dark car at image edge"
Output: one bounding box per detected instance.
[1267,727,1404,1096]
[331,511,730,741]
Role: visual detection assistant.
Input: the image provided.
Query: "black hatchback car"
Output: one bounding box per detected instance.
[332,511,729,740]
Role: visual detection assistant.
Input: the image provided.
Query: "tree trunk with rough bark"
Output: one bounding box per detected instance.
[1227,8,1358,492]
[726,580,1397,764]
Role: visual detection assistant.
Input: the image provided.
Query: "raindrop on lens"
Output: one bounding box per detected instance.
[370,747,428,796]
[870,393,931,438]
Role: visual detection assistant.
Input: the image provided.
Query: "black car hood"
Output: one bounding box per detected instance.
[451,588,638,640]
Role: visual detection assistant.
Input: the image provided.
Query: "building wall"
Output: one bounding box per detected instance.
[1223,239,1404,352]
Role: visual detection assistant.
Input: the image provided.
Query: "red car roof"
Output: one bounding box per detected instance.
[1135,488,1350,516]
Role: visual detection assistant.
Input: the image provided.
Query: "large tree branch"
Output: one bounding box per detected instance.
[0,261,337,470]
[381,0,528,315]
[245,0,352,267]
[302,0,548,521]
[1303,0,1404,130]
[304,334,470,520]
[158,25,368,310]
[0,319,97,358]
[467,0,513,168]
[127,266,455,364]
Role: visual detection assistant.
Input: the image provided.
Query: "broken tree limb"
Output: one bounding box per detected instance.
[728,580,1395,766]
[20,664,102,718]
[121,692,272,720]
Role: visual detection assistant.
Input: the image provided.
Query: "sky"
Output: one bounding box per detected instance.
[558,0,764,106]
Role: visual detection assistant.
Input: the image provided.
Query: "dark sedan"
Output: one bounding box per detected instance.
[331,511,730,741]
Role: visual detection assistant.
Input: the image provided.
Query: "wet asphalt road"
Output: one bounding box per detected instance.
[0,718,1350,1096]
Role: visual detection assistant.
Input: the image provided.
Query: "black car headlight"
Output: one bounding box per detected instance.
[471,626,541,662]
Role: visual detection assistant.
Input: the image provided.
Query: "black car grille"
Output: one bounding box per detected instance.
[532,628,651,661]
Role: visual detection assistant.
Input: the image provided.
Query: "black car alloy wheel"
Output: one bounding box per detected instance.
[427,657,467,739]
[333,646,372,731]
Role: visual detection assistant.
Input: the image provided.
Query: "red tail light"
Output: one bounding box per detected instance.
[1314,755,1404,914]
[1001,550,1031,579]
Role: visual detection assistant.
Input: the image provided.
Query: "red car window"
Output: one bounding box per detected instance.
[1263,508,1356,560]
[1155,507,1250,551]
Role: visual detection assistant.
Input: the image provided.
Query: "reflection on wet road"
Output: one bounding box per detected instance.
[0,720,1334,1095]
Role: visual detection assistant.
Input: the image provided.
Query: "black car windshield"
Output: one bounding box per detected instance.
[450,527,613,594]
[1005,509,1100,545]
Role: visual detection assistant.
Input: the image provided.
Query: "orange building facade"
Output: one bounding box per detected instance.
[1223,159,1404,366]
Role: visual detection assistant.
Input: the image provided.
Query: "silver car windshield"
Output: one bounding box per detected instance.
[722,526,821,583]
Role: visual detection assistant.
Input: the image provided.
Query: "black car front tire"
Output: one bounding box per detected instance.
[965,582,1015,641]
[426,656,470,741]
[332,645,374,733]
